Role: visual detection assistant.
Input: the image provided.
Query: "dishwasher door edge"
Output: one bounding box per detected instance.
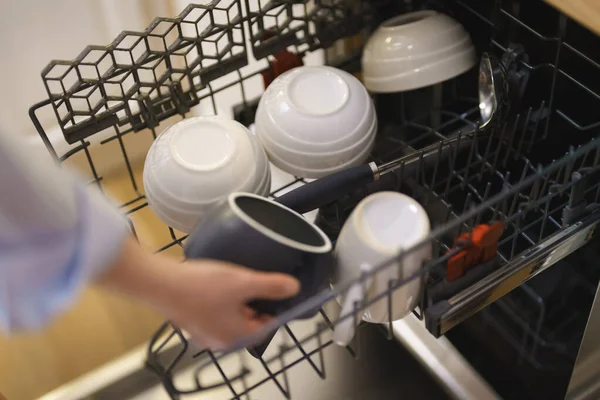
[393,314,501,400]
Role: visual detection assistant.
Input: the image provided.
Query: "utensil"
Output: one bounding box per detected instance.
[184,193,334,357]
[362,10,477,93]
[255,65,377,178]
[276,52,510,214]
[332,192,431,346]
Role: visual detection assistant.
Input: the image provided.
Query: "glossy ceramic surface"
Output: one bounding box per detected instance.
[362,11,477,93]
[332,192,431,345]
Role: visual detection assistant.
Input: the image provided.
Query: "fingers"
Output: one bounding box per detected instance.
[189,313,275,351]
[238,271,300,301]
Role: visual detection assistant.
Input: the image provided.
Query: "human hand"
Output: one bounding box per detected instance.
[98,238,300,349]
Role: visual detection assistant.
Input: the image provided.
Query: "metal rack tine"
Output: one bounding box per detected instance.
[259,353,290,399]
[458,192,473,235]
[208,351,242,400]
[564,146,577,185]
[491,121,508,173]
[81,140,104,193]
[237,352,252,400]
[283,324,326,379]
[515,113,530,160]
[527,101,546,153]
[475,182,493,226]
[113,125,141,194]
[425,141,445,206]
[593,143,600,168]
[318,309,357,358]
[387,278,395,340]
[479,125,496,180]
[510,214,522,260]
[460,126,478,192]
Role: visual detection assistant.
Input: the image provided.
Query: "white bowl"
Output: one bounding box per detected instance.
[143,116,269,232]
[255,65,374,149]
[362,10,477,93]
[145,170,272,233]
[263,129,377,179]
[145,164,271,212]
[259,114,376,170]
[255,65,376,178]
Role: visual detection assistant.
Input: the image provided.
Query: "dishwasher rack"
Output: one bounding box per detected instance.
[28,0,600,398]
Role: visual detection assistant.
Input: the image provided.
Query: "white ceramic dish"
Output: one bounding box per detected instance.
[362,10,477,93]
[262,130,377,179]
[256,93,376,153]
[258,116,377,176]
[143,116,269,232]
[255,65,377,178]
[332,191,431,346]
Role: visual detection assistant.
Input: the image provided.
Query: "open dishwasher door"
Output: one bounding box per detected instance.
[26,0,600,398]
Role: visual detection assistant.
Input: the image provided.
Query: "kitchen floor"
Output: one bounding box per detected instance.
[0,157,169,400]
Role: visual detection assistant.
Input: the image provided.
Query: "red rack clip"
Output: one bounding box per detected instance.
[446,221,504,282]
[260,30,303,89]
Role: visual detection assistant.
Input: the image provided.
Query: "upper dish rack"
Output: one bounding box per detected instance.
[28,0,600,398]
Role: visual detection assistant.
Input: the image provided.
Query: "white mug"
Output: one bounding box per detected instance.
[332,191,431,346]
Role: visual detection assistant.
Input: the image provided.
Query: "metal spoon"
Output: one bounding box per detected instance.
[276,53,510,214]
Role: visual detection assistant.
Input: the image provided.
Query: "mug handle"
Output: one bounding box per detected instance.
[333,264,373,346]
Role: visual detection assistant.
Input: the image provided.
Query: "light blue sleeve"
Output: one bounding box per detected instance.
[0,129,129,332]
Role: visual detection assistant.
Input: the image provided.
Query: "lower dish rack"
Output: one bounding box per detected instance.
[28,0,600,398]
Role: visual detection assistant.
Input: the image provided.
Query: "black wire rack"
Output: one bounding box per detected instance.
[28,0,600,398]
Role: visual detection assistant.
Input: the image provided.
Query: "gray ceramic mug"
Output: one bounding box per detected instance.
[184,192,334,357]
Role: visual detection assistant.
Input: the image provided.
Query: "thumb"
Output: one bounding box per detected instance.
[240,271,300,301]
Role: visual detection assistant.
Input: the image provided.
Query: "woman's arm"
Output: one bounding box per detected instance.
[98,238,298,348]
[0,129,298,348]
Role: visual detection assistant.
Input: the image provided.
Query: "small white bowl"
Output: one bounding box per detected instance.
[143,116,269,232]
[362,10,477,93]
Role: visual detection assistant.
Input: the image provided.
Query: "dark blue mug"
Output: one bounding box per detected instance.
[184,192,334,357]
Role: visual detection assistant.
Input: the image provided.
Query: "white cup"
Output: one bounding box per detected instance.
[332,191,431,346]
[254,65,377,179]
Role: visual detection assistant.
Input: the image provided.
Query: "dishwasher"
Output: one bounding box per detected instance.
[30,0,600,399]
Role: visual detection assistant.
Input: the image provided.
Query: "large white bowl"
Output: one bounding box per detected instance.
[362,10,477,93]
[255,66,375,149]
[259,116,377,177]
[258,96,376,153]
[263,129,377,179]
[143,116,269,232]
[255,65,377,178]
[145,169,271,233]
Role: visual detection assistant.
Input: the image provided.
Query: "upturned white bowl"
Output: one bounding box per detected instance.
[255,65,377,178]
[143,116,270,232]
[362,10,477,93]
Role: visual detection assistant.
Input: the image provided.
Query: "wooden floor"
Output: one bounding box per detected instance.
[0,152,183,400]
